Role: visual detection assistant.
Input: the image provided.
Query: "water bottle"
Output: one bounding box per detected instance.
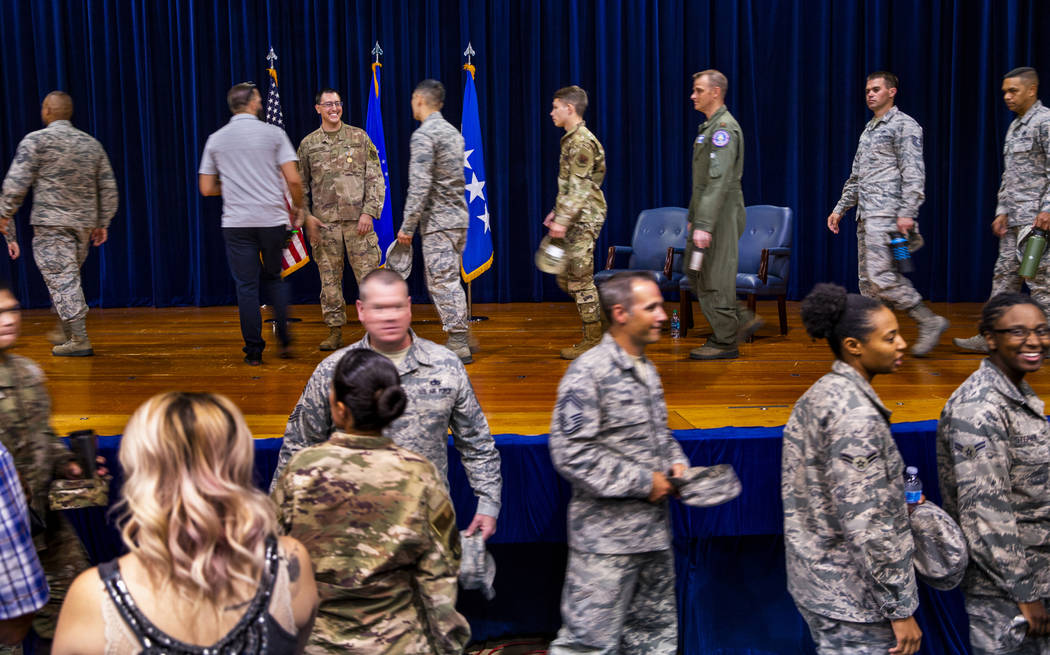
[904,466,922,505]
[670,310,681,339]
[1019,228,1048,279]
[688,248,706,272]
[888,231,915,273]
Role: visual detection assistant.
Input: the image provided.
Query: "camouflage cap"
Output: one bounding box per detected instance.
[909,502,968,590]
[48,476,110,511]
[535,235,568,275]
[385,241,413,279]
[458,531,495,600]
[672,464,742,508]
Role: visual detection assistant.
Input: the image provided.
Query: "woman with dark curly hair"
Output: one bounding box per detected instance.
[273,348,470,654]
[781,283,922,654]
[937,292,1050,654]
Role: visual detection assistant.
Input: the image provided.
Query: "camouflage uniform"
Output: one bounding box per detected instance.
[989,101,1050,317]
[937,358,1050,654]
[273,431,470,654]
[271,331,501,519]
[833,106,926,310]
[548,333,690,654]
[551,122,607,324]
[0,119,118,323]
[685,106,748,350]
[782,360,919,649]
[0,354,89,650]
[400,112,470,334]
[298,124,385,327]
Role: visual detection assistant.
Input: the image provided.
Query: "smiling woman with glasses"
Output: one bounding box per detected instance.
[937,292,1050,653]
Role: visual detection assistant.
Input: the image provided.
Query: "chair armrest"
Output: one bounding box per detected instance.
[606,245,634,270]
[759,248,769,284]
[665,246,685,278]
[766,247,791,257]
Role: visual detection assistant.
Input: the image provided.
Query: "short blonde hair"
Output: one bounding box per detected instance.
[115,392,276,606]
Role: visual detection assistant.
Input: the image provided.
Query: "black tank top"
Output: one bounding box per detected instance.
[98,536,299,654]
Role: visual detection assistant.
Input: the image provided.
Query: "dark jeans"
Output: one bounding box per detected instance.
[222,226,289,356]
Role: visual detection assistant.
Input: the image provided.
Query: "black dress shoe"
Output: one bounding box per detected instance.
[244,354,263,366]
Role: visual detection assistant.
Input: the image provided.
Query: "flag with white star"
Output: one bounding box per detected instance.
[460,63,493,282]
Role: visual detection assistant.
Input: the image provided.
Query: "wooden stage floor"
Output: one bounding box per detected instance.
[13,300,1036,439]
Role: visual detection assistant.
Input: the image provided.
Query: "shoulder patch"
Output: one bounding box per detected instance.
[570,148,593,175]
[911,134,922,149]
[557,389,585,435]
[953,440,987,459]
[696,134,706,145]
[712,130,731,147]
[839,450,881,472]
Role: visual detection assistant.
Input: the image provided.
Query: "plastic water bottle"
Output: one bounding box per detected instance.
[904,466,922,505]
[670,310,681,339]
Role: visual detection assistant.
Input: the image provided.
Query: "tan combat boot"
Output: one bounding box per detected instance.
[560,321,603,360]
[446,331,473,364]
[53,319,93,357]
[46,319,71,345]
[446,329,480,354]
[907,304,949,357]
[319,326,343,351]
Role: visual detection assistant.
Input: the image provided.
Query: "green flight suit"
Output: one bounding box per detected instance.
[685,105,747,349]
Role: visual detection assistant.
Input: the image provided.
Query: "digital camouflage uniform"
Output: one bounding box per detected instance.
[271,331,501,519]
[273,431,470,654]
[990,100,1050,317]
[686,105,748,350]
[833,106,927,311]
[298,124,385,327]
[0,354,89,652]
[548,333,690,654]
[552,122,607,325]
[400,113,470,335]
[937,359,1050,654]
[782,360,919,652]
[0,120,118,324]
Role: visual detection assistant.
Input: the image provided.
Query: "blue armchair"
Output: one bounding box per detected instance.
[593,207,689,295]
[678,205,793,341]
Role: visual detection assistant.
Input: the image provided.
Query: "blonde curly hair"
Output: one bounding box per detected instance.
[115,392,276,605]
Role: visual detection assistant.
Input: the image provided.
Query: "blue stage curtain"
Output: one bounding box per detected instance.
[67,424,976,653]
[0,0,1048,307]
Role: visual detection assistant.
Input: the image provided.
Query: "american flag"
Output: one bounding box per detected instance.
[265,64,309,277]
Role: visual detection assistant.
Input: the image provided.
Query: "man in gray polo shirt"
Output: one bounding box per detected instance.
[199,82,304,365]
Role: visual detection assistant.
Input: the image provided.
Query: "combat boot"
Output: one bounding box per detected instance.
[560,322,603,360]
[446,331,473,364]
[52,319,93,357]
[953,334,989,353]
[907,304,949,357]
[46,319,71,345]
[319,326,342,351]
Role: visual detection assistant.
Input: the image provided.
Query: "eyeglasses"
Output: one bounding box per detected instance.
[992,326,1050,340]
[318,101,343,108]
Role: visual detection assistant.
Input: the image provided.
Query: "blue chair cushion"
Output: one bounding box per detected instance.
[735,274,786,294]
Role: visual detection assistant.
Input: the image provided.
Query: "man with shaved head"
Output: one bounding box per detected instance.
[956,67,1050,352]
[0,91,118,356]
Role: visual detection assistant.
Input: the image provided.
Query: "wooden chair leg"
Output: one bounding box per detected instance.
[744,294,758,343]
[778,295,788,334]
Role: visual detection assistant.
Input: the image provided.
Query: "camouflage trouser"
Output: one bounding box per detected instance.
[31,226,93,323]
[555,223,601,324]
[797,607,896,654]
[965,594,1050,654]
[548,549,677,655]
[856,216,922,311]
[421,228,469,334]
[990,226,1050,321]
[310,221,380,327]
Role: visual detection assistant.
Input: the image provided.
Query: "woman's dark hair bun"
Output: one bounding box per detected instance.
[800,283,848,340]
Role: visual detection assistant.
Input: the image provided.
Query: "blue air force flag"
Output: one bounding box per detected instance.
[460,64,493,282]
[365,62,396,265]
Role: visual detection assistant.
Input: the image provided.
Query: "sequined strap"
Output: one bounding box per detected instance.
[98,536,281,654]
